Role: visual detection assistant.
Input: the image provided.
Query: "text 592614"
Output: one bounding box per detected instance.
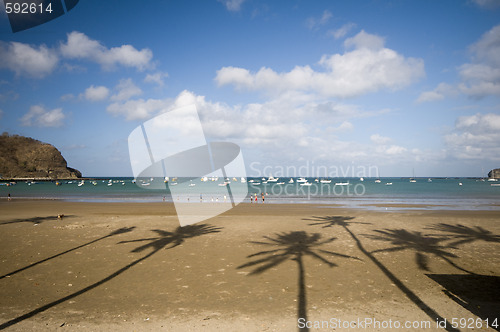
[4,2,54,14]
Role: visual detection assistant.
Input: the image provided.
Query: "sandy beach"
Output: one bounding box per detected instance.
[0,200,499,331]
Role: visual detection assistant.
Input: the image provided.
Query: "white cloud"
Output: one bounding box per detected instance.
[458,25,500,98]
[60,31,153,71]
[60,93,75,101]
[82,85,110,102]
[328,23,356,39]
[471,0,500,9]
[0,90,19,102]
[20,105,65,127]
[384,145,407,155]
[344,30,385,50]
[107,98,171,121]
[370,134,407,155]
[215,30,425,98]
[370,134,391,144]
[218,0,246,11]
[144,72,169,87]
[417,83,457,103]
[418,25,500,101]
[110,78,142,102]
[336,121,353,131]
[306,10,333,30]
[106,88,412,169]
[444,113,500,160]
[0,41,58,78]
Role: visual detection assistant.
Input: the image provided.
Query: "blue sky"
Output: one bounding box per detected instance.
[0,0,499,177]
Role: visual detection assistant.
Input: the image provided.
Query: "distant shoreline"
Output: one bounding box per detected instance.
[1,176,497,182]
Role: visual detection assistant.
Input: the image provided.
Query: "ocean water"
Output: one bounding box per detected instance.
[1,177,499,211]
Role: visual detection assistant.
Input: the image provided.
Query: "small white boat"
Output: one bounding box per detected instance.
[410,179,417,183]
[78,181,84,187]
[267,176,279,182]
[241,177,246,183]
[459,182,463,186]
[385,182,393,186]
[428,178,432,182]
[488,178,498,182]
[248,179,255,183]
[297,177,308,183]
[359,177,364,182]
[141,182,151,186]
[335,182,349,186]
[277,182,285,185]
[375,179,381,183]
[107,182,112,186]
[289,178,294,184]
[300,182,312,186]
[320,179,331,184]
[252,182,261,185]
[491,183,500,186]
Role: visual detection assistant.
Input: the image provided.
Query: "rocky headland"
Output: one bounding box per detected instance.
[0,133,82,180]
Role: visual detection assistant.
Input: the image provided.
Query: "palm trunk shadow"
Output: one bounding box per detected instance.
[295,254,308,332]
[0,227,135,280]
[0,248,155,330]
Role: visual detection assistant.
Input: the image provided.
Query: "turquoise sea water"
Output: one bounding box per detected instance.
[1,177,499,211]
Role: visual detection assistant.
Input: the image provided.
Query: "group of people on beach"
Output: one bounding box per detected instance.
[250,192,265,203]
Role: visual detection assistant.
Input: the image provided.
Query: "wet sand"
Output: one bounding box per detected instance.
[1,200,499,331]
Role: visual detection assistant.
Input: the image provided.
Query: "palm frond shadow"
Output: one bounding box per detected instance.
[305,215,460,332]
[119,223,222,251]
[238,231,359,332]
[0,223,222,330]
[0,227,136,280]
[364,229,473,274]
[426,223,500,247]
[0,215,76,225]
[302,215,371,228]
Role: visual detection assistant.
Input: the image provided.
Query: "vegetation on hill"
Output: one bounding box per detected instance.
[0,132,82,179]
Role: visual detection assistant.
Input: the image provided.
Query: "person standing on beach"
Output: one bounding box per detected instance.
[261,192,265,203]
[7,193,11,201]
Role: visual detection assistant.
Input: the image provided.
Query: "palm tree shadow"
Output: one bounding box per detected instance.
[0,227,136,280]
[0,223,222,330]
[0,215,76,226]
[426,223,500,247]
[365,229,474,274]
[238,231,359,332]
[306,216,460,332]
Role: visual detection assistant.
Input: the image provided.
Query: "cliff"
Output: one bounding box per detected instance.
[0,133,82,179]
[488,168,500,179]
